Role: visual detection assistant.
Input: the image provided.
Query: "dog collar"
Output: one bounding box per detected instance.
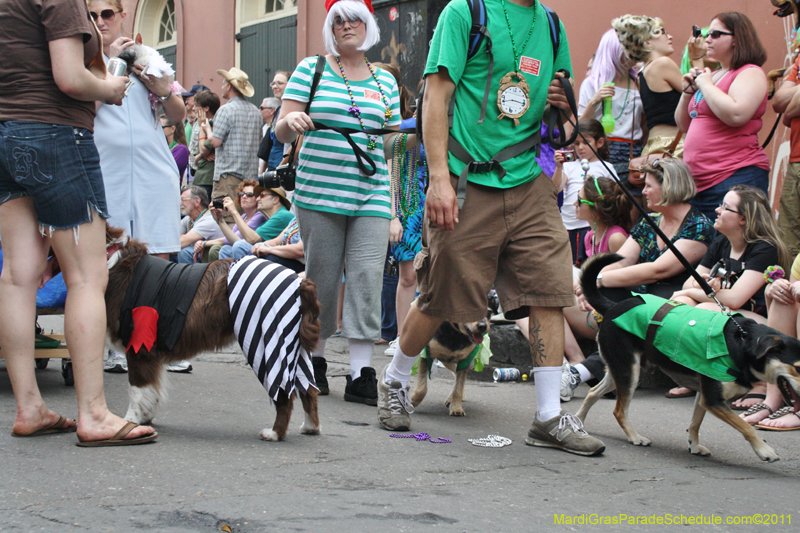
[423,342,482,377]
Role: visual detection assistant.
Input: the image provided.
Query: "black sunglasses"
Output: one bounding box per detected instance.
[707,30,734,39]
[90,9,121,21]
[259,106,275,111]
[239,191,256,198]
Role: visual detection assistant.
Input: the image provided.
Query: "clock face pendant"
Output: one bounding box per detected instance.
[497,71,531,126]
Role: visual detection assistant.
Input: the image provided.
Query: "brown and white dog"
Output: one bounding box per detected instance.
[103,226,321,441]
[410,294,498,416]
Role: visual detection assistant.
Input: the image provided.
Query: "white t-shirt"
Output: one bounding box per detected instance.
[560,160,618,230]
[578,78,644,141]
[186,211,225,241]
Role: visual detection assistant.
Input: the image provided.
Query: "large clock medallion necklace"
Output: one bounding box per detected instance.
[497,0,536,126]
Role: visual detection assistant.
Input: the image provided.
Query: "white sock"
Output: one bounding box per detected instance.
[385,342,416,388]
[313,338,327,359]
[349,338,373,379]
[574,364,592,384]
[533,366,562,421]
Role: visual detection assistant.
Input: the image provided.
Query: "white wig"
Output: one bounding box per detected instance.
[323,0,380,56]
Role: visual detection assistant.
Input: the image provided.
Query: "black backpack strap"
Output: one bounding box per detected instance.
[447,128,541,209]
[286,55,326,167]
[541,3,560,61]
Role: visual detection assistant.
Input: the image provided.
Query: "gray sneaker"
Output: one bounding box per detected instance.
[560,361,581,402]
[525,412,605,456]
[377,367,413,431]
[104,350,127,373]
[167,360,193,373]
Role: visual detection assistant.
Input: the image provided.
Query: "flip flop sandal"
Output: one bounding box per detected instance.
[665,388,695,398]
[76,421,158,447]
[11,415,77,437]
[730,392,767,411]
[740,402,774,425]
[756,407,800,431]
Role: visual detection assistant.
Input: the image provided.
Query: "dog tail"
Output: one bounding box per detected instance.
[298,278,321,354]
[580,253,624,316]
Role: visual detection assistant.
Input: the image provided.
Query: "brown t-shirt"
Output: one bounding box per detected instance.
[0,0,100,132]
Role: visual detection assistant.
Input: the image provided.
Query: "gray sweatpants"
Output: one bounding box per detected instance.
[296,207,390,341]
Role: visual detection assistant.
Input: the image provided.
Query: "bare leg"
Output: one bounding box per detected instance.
[397,304,442,361]
[528,307,564,368]
[563,304,599,341]
[49,216,154,443]
[0,198,68,436]
[395,260,416,336]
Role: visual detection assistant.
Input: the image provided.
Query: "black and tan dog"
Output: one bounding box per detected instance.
[410,294,498,416]
[767,0,800,97]
[103,226,321,441]
[575,253,800,462]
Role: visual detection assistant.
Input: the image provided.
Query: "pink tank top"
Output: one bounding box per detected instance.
[584,225,629,257]
[683,65,770,192]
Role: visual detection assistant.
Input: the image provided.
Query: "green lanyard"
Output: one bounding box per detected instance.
[501,0,538,70]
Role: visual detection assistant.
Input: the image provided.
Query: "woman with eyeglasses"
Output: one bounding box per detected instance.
[562,159,715,401]
[676,12,770,222]
[204,180,267,261]
[275,0,409,406]
[612,15,685,159]
[161,116,189,185]
[90,0,184,256]
[0,0,156,445]
[667,185,789,402]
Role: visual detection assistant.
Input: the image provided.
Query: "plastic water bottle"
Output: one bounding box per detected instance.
[600,82,615,134]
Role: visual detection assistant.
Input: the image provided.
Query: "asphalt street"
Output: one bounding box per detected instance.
[1,317,798,532]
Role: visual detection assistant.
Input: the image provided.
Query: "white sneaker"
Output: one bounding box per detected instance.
[560,360,581,402]
[167,360,193,373]
[384,338,399,357]
[104,350,128,373]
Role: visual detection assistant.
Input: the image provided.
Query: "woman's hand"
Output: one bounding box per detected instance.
[687,34,707,62]
[590,83,615,107]
[108,36,134,59]
[693,67,713,92]
[577,293,593,312]
[132,64,171,98]
[389,218,403,245]
[252,243,270,257]
[210,206,222,223]
[222,196,236,214]
[765,279,794,306]
[682,69,699,94]
[284,111,314,135]
[705,274,722,293]
[554,150,567,167]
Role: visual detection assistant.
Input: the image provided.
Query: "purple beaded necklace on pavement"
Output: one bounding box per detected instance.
[335,55,392,151]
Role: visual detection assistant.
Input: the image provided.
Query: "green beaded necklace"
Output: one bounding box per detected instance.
[335,55,392,151]
[501,0,537,71]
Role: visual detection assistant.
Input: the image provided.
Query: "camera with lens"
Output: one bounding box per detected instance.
[692,25,702,39]
[258,163,296,191]
[212,198,225,209]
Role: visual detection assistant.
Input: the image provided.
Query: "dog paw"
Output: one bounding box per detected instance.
[689,444,711,456]
[411,395,424,408]
[449,408,466,417]
[259,429,281,441]
[629,436,651,447]
[755,443,779,463]
[300,422,320,435]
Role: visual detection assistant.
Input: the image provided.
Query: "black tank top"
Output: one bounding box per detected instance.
[639,71,681,129]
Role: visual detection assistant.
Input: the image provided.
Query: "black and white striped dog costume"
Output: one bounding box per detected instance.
[227,256,317,401]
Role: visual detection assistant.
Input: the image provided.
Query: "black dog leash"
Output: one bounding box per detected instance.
[310,121,415,176]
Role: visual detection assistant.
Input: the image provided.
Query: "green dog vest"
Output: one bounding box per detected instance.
[611,293,742,382]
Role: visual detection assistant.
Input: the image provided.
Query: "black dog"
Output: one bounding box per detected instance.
[576,253,800,462]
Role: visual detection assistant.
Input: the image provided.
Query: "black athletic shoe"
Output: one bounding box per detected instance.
[344,366,378,406]
[311,356,329,395]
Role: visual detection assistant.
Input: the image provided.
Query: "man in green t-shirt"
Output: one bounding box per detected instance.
[378,0,604,456]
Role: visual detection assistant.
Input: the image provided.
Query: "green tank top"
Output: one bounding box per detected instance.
[611,293,742,382]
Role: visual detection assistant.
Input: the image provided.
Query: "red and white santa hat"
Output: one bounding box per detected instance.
[325,0,374,14]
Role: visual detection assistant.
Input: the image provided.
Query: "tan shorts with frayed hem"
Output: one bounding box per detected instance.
[415,173,576,323]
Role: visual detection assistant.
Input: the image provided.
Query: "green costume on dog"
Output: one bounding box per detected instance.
[611,293,742,382]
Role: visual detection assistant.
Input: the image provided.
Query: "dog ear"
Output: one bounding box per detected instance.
[755,335,785,360]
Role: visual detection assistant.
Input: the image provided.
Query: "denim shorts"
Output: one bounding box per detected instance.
[0,121,109,230]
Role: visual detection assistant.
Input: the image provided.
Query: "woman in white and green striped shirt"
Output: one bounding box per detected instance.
[275,0,415,405]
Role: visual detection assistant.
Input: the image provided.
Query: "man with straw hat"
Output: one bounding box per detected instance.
[206,67,262,221]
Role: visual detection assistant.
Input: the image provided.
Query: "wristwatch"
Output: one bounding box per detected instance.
[156,90,172,103]
[596,273,604,288]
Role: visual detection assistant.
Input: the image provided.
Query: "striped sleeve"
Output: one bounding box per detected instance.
[284,57,315,104]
